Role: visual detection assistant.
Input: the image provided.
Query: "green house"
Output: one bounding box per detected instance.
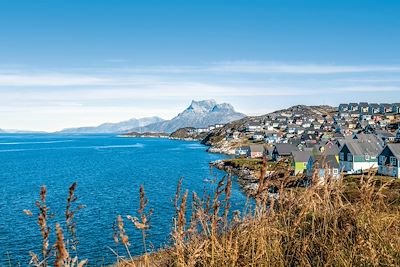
[291,151,311,175]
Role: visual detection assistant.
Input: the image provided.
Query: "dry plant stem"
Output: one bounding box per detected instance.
[36,186,50,267]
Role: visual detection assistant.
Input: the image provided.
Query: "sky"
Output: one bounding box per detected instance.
[0,0,400,132]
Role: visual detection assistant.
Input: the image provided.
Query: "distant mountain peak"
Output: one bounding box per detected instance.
[131,100,246,133]
[186,99,217,113]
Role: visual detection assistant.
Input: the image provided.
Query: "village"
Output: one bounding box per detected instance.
[203,102,400,181]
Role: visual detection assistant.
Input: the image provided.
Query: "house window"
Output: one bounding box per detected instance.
[333,169,339,174]
[347,153,353,161]
[390,157,397,166]
[379,156,386,164]
[365,154,370,161]
[339,152,344,161]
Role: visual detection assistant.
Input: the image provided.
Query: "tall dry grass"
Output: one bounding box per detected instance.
[24,183,87,267]
[26,170,400,267]
[120,169,400,267]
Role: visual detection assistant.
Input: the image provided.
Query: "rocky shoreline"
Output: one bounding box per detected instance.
[210,159,260,195]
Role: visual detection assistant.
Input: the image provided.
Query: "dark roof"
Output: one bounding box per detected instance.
[343,140,382,157]
[292,151,311,162]
[311,155,339,169]
[375,130,395,138]
[387,144,400,158]
[274,144,298,155]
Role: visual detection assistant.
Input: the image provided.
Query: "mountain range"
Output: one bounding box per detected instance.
[1,100,246,134]
[130,100,246,133]
[58,116,165,134]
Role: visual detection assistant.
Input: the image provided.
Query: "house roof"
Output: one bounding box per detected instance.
[343,140,382,157]
[375,130,395,138]
[250,144,264,153]
[292,151,311,162]
[311,155,339,169]
[274,144,298,155]
[380,103,392,108]
[387,144,400,159]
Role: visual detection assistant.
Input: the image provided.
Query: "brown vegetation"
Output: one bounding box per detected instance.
[26,172,400,267]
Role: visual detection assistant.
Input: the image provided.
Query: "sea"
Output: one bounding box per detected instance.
[0,134,247,266]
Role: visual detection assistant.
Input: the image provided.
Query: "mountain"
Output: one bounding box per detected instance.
[0,128,46,133]
[130,100,246,133]
[59,116,165,134]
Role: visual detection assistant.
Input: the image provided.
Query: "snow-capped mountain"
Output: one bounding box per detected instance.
[130,100,246,133]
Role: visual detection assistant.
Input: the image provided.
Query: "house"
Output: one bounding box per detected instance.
[359,102,369,114]
[377,144,400,178]
[313,141,340,160]
[307,155,341,181]
[369,103,380,115]
[339,103,349,112]
[339,140,382,173]
[235,146,250,157]
[251,131,265,141]
[352,133,384,147]
[392,103,400,114]
[248,144,265,158]
[395,128,400,143]
[349,103,359,111]
[380,103,393,114]
[246,122,263,132]
[291,151,311,175]
[272,144,298,161]
[375,130,396,144]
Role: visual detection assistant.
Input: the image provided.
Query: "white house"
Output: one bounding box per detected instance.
[339,140,381,173]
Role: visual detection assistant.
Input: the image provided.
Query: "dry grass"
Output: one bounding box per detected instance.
[26,172,400,267]
[24,183,88,267]
[115,172,400,267]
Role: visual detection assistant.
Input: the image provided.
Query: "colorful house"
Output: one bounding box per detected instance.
[339,140,381,174]
[307,155,341,181]
[291,151,311,175]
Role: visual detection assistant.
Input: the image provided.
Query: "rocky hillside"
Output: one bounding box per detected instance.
[58,116,165,134]
[201,105,337,153]
[169,127,210,141]
[131,100,246,133]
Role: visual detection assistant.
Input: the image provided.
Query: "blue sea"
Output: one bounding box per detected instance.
[0,134,247,266]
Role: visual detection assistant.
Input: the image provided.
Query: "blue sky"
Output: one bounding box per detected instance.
[0,0,399,131]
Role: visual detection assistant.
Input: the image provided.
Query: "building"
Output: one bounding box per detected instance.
[246,122,263,132]
[251,132,265,141]
[369,103,380,115]
[380,103,393,114]
[392,103,400,114]
[235,146,249,157]
[248,144,265,158]
[339,140,381,173]
[291,151,311,175]
[377,144,400,178]
[307,155,341,181]
[359,102,369,114]
[272,144,298,161]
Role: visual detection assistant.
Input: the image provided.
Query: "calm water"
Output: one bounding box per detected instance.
[0,134,246,266]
